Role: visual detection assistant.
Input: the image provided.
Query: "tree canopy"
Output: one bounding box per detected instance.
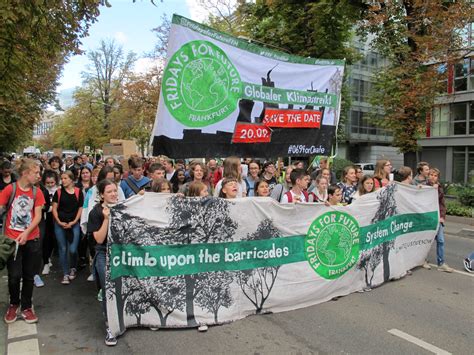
[364,0,472,161]
[0,0,106,152]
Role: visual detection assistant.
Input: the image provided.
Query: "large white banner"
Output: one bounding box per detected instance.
[152,14,345,158]
[106,183,439,335]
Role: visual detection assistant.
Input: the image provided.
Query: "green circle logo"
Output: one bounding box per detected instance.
[162,40,242,127]
[305,211,360,280]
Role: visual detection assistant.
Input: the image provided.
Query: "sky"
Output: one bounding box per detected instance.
[58,0,209,92]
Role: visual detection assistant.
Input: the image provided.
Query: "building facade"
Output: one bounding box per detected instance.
[418,23,474,184]
[33,111,58,140]
[340,36,404,168]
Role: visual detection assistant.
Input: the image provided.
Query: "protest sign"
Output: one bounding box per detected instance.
[152,14,345,158]
[106,183,439,336]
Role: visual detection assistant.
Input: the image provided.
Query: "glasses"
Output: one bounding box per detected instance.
[385,164,392,167]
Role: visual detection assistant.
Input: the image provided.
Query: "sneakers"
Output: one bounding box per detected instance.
[422,261,432,270]
[105,328,117,346]
[61,276,70,285]
[197,324,208,332]
[438,263,454,273]
[4,304,19,324]
[34,275,45,288]
[149,327,159,331]
[87,274,95,282]
[21,308,38,324]
[69,268,77,280]
[97,290,103,302]
[42,264,50,275]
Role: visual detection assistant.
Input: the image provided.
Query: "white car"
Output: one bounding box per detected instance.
[354,163,375,176]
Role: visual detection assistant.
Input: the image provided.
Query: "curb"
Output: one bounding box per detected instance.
[446,215,474,226]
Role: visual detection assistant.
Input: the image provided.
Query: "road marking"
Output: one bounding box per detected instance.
[8,322,37,339]
[388,329,451,355]
[428,264,474,277]
[7,338,40,355]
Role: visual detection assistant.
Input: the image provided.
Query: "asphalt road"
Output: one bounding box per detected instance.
[2,229,473,354]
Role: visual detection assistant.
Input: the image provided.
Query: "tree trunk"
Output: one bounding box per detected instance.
[115,279,125,332]
[185,275,197,327]
[382,242,390,282]
[403,151,417,171]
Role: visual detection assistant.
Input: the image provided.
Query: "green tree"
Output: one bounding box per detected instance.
[364,0,472,167]
[0,0,105,152]
[239,0,366,63]
[82,39,136,130]
[205,0,366,144]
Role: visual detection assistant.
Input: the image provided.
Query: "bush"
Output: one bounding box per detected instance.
[446,201,473,217]
[331,158,354,182]
[457,186,474,207]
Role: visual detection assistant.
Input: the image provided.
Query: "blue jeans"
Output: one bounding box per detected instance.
[93,245,107,320]
[435,223,445,266]
[54,222,80,276]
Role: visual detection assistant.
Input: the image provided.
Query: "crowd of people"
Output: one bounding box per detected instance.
[0,153,452,346]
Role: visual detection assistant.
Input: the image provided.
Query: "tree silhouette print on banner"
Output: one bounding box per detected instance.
[166,196,238,327]
[236,218,282,314]
[356,245,383,288]
[369,184,399,284]
[144,276,186,327]
[107,203,181,332]
[195,271,233,323]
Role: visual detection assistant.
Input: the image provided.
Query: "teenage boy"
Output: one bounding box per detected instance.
[281,168,310,203]
[327,184,343,206]
[397,166,413,184]
[120,158,150,198]
[163,157,177,182]
[425,168,453,272]
[145,163,166,191]
[0,159,45,324]
[261,161,278,193]
[413,161,430,185]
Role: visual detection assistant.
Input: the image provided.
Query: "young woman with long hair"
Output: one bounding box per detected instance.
[180,162,210,195]
[373,159,392,189]
[254,179,270,197]
[187,181,209,197]
[52,170,84,285]
[87,178,118,346]
[337,166,357,204]
[352,175,375,200]
[245,160,260,197]
[218,177,239,199]
[214,157,246,197]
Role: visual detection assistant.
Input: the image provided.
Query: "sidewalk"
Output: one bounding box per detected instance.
[445,215,474,238]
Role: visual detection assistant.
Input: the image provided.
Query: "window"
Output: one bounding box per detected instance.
[431,105,449,137]
[469,103,474,135]
[453,147,474,184]
[453,147,466,183]
[454,59,468,92]
[451,102,468,135]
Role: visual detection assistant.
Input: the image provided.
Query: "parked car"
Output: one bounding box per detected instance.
[354,163,375,176]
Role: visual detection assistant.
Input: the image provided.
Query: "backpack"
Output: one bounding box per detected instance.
[1,183,37,234]
[284,190,311,203]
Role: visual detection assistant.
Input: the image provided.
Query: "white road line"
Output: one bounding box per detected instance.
[388,329,451,355]
[428,263,474,277]
[8,322,37,339]
[7,338,40,355]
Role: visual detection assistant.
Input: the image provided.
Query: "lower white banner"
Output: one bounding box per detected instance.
[106,183,439,335]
